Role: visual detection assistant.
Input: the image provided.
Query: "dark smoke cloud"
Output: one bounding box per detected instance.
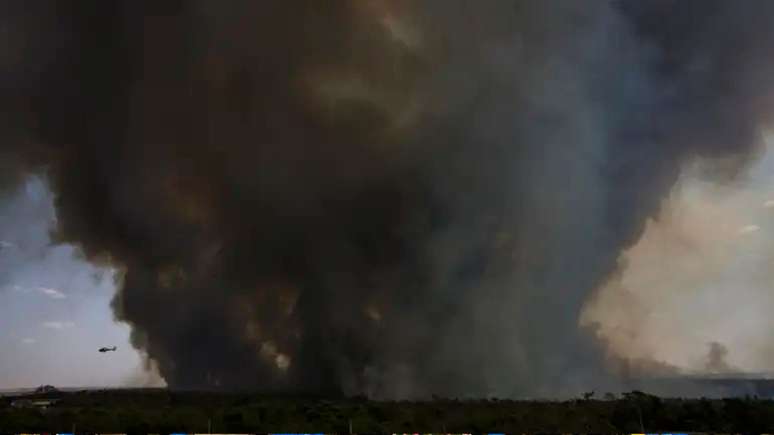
[3,0,774,398]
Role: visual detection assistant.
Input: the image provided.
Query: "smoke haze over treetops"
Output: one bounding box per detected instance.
[3,0,774,398]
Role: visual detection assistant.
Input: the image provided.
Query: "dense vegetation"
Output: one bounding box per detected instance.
[2,389,774,432]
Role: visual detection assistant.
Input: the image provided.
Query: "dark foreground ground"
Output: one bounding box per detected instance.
[3,389,774,433]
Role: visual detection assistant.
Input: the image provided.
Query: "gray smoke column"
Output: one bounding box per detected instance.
[2,0,774,398]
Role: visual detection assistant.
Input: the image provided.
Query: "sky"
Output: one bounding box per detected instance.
[583,134,774,375]
[0,176,157,389]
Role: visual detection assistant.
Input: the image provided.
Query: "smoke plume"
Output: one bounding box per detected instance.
[3,0,774,398]
[705,342,736,374]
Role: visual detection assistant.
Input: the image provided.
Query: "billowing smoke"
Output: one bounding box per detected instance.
[3,0,774,398]
[705,342,736,374]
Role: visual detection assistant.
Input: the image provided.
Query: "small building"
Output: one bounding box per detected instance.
[10,398,60,409]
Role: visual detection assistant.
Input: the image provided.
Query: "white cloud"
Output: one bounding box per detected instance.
[42,321,75,330]
[738,224,760,235]
[764,199,774,208]
[21,338,36,344]
[37,287,66,299]
[7,285,31,293]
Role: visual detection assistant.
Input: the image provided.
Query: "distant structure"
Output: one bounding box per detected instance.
[7,385,62,410]
[637,374,774,398]
[10,398,60,410]
[34,385,59,394]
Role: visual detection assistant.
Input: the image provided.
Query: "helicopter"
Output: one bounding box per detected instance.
[98,346,117,353]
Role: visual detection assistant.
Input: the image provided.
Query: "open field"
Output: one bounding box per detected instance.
[3,389,774,432]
